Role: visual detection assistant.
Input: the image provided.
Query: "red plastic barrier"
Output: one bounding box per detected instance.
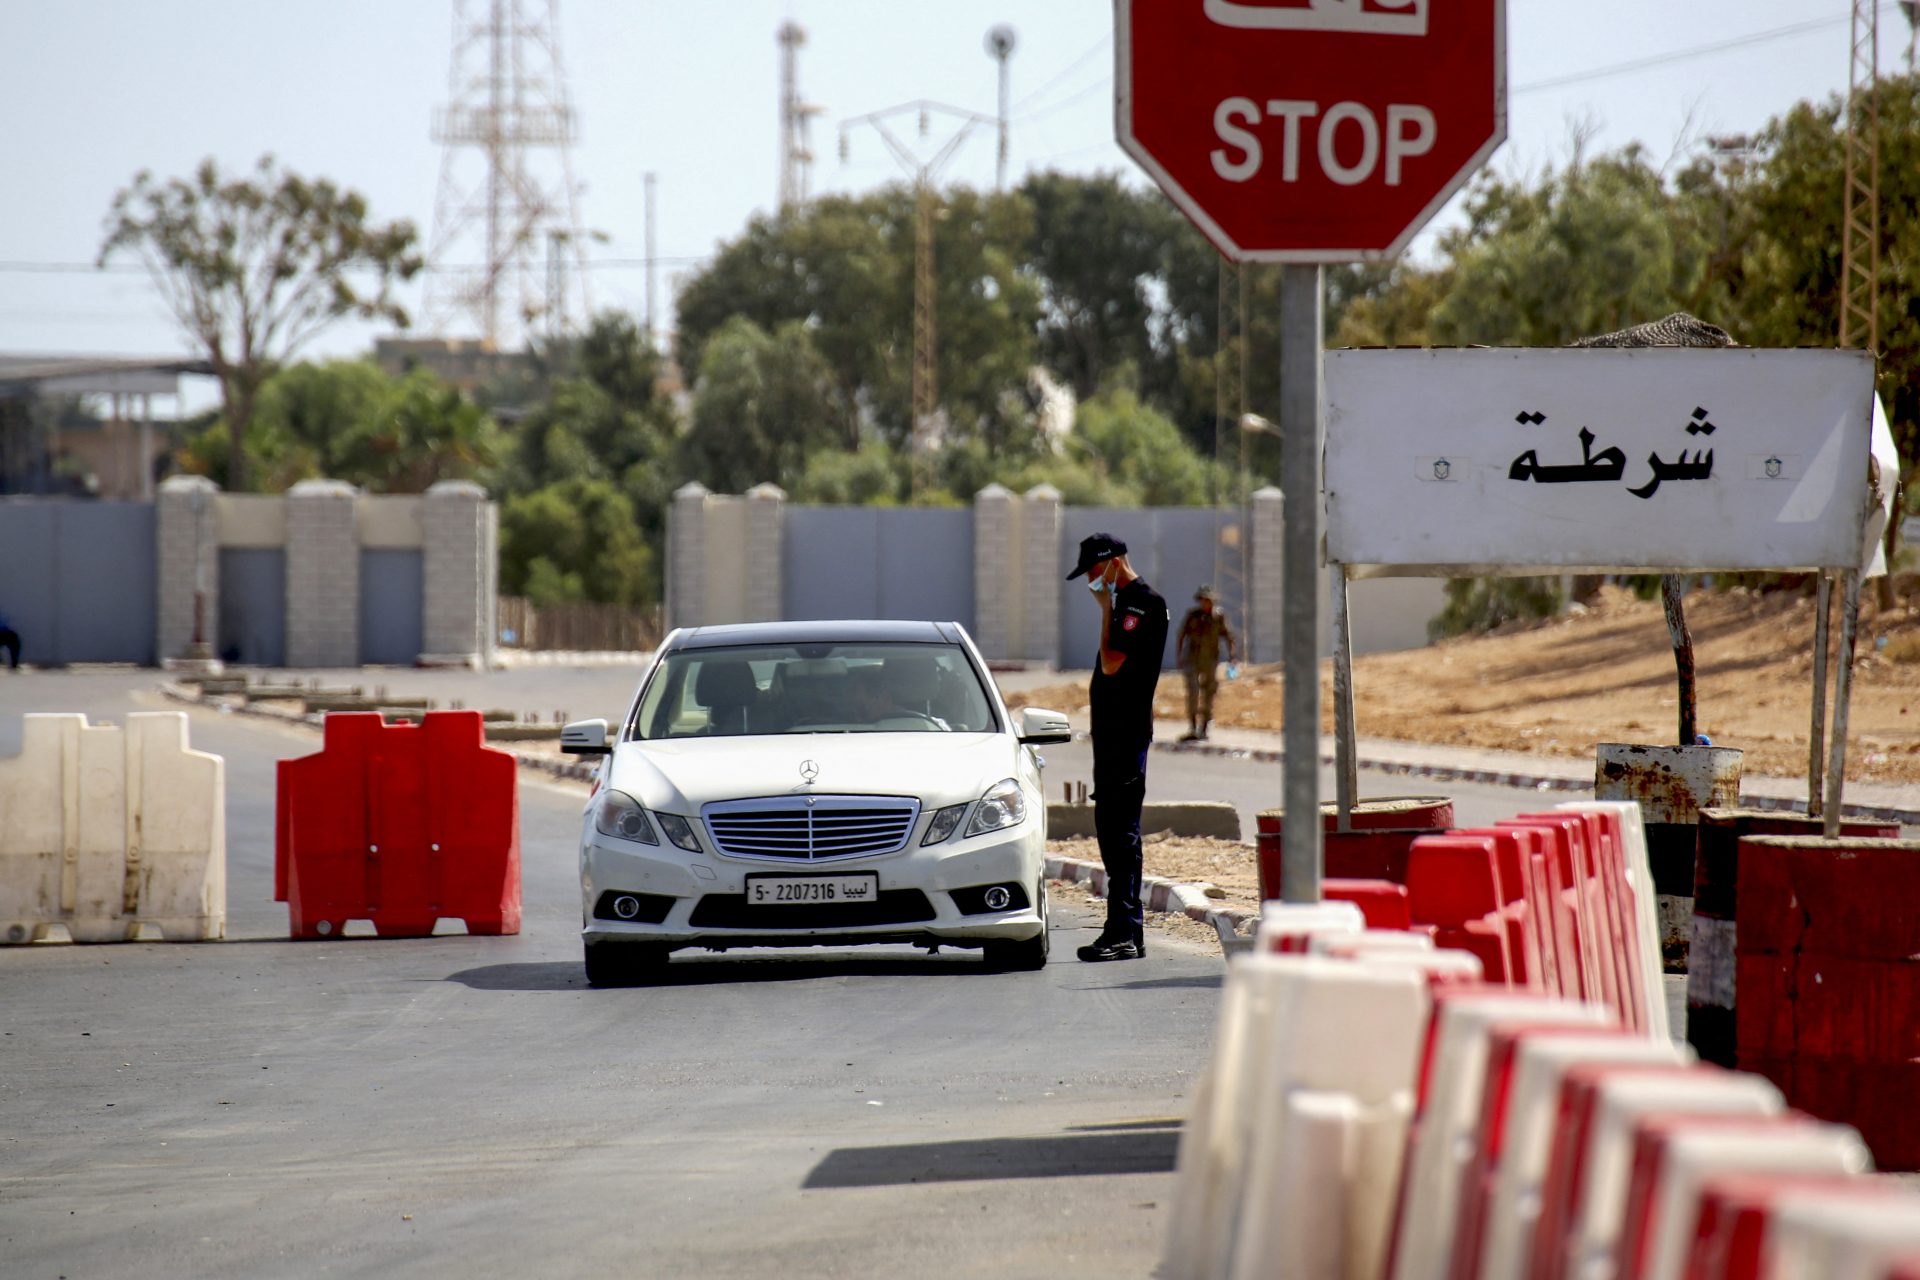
[276,712,521,939]
[1613,1113,1856,1280]
[1504,816,1615,1014]
[1322,878,1413,930]
[1408,834,1515,982]
[1455,827,1546,988]
[1515,812,1625,1023]
[1447,1022,1640,1280]
[1684,1172,1888,1280]
[1532,1062,1708,1280]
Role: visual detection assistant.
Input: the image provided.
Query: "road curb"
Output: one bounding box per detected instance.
[1044,854,1257,944]
[1143,735,1920,827]
[160,682,1920,830]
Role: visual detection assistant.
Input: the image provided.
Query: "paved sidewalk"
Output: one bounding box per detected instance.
[1159,719,1920,825]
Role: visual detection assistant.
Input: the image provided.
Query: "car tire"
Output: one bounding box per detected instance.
[982,878,1050,972]
[584,941,668,988]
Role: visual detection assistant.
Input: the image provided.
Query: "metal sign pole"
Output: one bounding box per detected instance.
[1808,574,1832,818]
[1279,263,1324,902]
[1331,561,1356,833]
[1823,569,1863,838]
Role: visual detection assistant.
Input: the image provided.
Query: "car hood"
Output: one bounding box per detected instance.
[608,732,1017,812]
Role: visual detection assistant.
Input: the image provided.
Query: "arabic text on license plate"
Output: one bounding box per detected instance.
[746,874,878,905]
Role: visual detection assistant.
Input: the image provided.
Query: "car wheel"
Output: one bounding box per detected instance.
[982,877,1050,972]
[584,941,668,987]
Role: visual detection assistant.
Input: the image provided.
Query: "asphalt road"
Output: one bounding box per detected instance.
[0,668,1600,1279]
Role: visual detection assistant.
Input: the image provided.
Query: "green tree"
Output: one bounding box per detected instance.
[1070,385,1218,505]
[338,370,497,493]
[1428,145,1710,346]
[98,155,421,492]
[498,477,655,607]
[680,317,844,494]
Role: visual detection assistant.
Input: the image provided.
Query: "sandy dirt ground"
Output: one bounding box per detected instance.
[1014,582,1920,787]
[1036,581,1920,951]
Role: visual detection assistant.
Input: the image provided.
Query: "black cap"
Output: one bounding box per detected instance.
[1066,532,1127,580]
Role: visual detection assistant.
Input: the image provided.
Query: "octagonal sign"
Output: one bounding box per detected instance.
[1116,0,1506,262]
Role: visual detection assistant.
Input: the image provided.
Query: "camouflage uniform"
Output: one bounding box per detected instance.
[1176,600,1235,738]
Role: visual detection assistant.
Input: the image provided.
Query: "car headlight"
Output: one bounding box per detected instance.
[964,778,1026,838]
[655,812,702,853]
[594,790,658,844]
[922,803,968,846]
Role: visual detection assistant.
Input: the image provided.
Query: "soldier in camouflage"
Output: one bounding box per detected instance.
[1175,585,1236,742]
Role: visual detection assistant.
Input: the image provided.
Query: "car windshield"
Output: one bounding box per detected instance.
[630,642,999,740]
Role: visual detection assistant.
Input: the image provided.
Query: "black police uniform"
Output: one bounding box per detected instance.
[1088,575,1169,953]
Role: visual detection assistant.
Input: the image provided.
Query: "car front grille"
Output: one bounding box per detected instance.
[702,795,922,861]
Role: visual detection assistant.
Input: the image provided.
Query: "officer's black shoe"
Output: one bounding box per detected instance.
[1076,936,1142,962]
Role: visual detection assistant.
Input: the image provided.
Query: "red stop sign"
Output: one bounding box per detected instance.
[1117,0,1506,261]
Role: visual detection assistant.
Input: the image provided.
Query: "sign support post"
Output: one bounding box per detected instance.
[1331,562,1357,833]
[1279,263,1324,902]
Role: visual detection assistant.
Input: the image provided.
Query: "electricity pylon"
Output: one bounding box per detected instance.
[778,22,825,212]
[839,101,992,497]
[426,0,591,349]
[1841,0,1879,354]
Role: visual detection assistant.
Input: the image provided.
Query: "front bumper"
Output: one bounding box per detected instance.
[580,821,1046,950]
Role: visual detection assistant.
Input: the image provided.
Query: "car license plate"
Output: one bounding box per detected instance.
[745,873,879,906]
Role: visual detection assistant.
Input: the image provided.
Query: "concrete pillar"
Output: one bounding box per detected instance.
[421,480,492,663]
[667,481,710,631]
[1022,484,1063,663]
[156,475,220,665]
[744,484,786,623]
[1249,485,1285,665]
[972,484,1017,659]
[285,479,361,669]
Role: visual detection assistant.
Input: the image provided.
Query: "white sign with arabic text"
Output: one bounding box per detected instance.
[1325,348,1886,574]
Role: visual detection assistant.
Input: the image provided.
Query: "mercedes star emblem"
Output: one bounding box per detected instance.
[799,759,820,783]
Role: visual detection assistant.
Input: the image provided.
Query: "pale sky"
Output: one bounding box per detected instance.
[0,0,1908,411]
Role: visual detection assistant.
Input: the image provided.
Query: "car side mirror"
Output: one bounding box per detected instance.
[1017,707,1073,745]
[559,718,613,755]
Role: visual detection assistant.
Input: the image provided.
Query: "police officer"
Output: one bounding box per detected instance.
[1176,585,1237,742]
[1065,532,1169,962]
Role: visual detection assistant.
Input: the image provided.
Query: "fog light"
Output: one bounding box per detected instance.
[983,885,1012,911]
[613,895,642,920]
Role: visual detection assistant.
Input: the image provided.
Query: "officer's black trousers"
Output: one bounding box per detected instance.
[1092,745,1149,944]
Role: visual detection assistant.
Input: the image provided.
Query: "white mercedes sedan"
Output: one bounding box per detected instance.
[560,620,1072,986]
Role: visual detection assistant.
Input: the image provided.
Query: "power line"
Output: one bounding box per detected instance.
[1016,75,1109,124]
[1513,8,1887,95]
[1011,33,1108,114]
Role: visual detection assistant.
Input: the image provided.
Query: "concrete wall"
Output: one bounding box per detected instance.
[1,479,496,667]
[666,484,1448,665]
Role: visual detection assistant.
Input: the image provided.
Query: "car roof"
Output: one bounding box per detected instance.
[666,619,968,652]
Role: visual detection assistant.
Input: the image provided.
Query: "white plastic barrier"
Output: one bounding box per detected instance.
[1387,992,1611,1280]
[1470,1029,1688,1280]
[1545,1069,1784,1280]
[1560,800,1669,1042]
[1256,899,1366,952]
[1311,927,1433,957]
[1163,952,1429,1280]
[1761,1195,1920,1280]
[1227,956,1428,1280]
[0,713,224,942]
[1618,1117,1871,1280]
